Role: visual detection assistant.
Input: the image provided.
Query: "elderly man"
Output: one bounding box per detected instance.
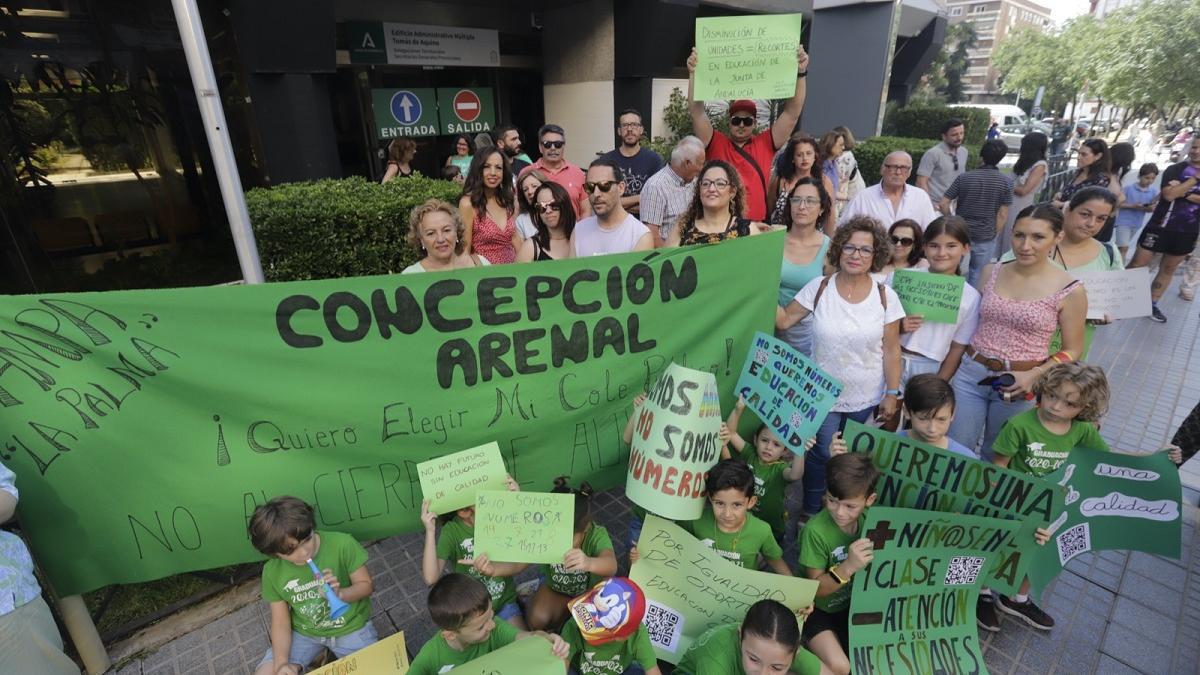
[572,158,654,256]
[839,151,938,228]
[640,136,705,247]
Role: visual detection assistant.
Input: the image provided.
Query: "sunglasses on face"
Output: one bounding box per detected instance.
[536,202,562,213]
[730,116,755,127]
[891,236,915,246]
[541,140,565,149]
[584,181,618,193]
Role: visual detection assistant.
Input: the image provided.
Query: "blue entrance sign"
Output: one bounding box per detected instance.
[390,91,422,125]
[372,88,437,138]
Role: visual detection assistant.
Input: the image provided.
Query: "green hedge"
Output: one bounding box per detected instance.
[886,105,991,146]
[854,136,982,187]
[246,175,461,281]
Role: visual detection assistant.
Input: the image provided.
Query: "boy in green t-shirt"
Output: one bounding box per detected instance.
[723,395,813,541]
[249,496,377,675]
[798,453,879,675]
[561,577,661,675]
[685,459,791,574]
[409,574,568,675]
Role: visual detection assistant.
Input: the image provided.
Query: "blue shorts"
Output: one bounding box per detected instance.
[257,621,378,669]
[628,516,644,549]
[497,601,523,622]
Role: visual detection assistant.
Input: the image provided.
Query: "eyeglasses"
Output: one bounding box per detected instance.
[537,202,562,213]
[700,179,731,190]
[541,140,565,149]
[841,244,875,257]
[730,116,755,127]
[882,164,911,172]
[789,197,821,208]
[618,122,643,130]
[891,236,915,246]
[584,181,618,193]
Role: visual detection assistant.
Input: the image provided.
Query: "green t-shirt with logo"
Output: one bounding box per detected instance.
[436,517,518,610]
[797,509,862,613]
[740,445,790,538]
[408,617,520,675]
[260,530,371,638]
[675,623,823,675]
[992,408,1110,477]
[562,620,657,675]
[684,508,782,569]
[540,524,614,597]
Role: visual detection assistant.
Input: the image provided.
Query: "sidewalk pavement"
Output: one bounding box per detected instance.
[108,282,1200,675]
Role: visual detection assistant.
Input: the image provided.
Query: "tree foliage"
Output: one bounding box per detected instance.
[912,23,977,105]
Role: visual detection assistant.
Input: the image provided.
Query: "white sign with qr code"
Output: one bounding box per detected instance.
[1056,522,1092,565]
[644,600,685,653]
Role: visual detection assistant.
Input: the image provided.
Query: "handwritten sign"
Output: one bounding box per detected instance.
[844,421,1063,595]
[474,490,574,564]
[630,515,818,663]
[418,442,508,515]
[625,362,724,520]
[694,14,802,101]
[1070,268,1151,320]
[849,508,997,675]
[891,269,964,324]
[735,331,841,452]
[446,635,565,675]
[309,630,409,675]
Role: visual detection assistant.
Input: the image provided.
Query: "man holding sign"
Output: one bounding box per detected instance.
[687,14,808,221]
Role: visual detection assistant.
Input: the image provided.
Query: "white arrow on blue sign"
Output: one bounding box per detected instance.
[389,91,422,125]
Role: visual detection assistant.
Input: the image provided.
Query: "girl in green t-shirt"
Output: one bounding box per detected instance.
[676,599,827,675]
[723,395,813,541]
[526,477,618,631]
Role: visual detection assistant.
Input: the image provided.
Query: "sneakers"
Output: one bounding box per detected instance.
[976,592,1000,632]
[997,594,1055,630]
[1150,306,1168,323]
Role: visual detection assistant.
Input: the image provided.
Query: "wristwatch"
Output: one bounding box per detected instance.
[797,70,808,78]
[828,564,849,585]
[884,388,902,397]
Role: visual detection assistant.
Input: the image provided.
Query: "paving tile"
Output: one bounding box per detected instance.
[1117,572,1182,616]
[1110,596,1179,641]
[1093,654,1143,675]
[1102,622,1172,674]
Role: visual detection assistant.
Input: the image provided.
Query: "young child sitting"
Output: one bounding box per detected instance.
[675,599,829,675]
[686,459,791,575]
[249,496,377,675]
[722,395,812,541]
[409,573,568,675]
[525,477,618,632]
[561,577,661,675]
[798,453,879,675]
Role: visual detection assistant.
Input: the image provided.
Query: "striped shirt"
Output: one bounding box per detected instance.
[944,166,1014,242]
[639,164,696,241]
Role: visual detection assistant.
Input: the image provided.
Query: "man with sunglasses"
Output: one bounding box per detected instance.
[532,123,592,219]
[685,43,810,221]
[573,158,654,257]
[917,118,968,211]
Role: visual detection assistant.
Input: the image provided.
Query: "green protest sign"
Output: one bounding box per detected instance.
[418,441,507,514]
[436,88,496,136]
[844,421,1063,594]
[446,636,564,675]
[849,508,998,675]
[694,14,802,102]
[630,515,817,663]
[1030,448,1181,597]
[474,490,574,564]
[625,363,723,520]
[735,331,841,452]
[890,269,964,324]
[372,88,439,138]
[0,234,782,596]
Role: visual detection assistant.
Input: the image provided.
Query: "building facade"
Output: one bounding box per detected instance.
[945,0,1052,102]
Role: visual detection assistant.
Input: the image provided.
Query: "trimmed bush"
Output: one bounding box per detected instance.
[886,105,991,146]
[246,175,461,282]
[854,136,982,187]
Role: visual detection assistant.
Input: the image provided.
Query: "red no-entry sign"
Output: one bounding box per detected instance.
[452,90,481,122]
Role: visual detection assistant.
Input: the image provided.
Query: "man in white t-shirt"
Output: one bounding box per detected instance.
[572,158,654,257]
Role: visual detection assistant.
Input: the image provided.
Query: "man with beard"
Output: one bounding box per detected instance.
[599,109,663,216]
[917,119,968,212]
[494,124,531,175]
[572,158,653,256]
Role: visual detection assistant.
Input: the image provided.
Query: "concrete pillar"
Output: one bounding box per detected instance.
[541,0,616,167]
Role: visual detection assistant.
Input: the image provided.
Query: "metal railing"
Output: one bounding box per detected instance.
[1035,153,1074,203]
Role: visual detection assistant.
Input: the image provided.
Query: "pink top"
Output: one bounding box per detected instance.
[971,264,1079,361]
[471,209,516,264]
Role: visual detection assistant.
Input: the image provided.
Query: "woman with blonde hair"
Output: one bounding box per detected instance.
[401,199,490,273]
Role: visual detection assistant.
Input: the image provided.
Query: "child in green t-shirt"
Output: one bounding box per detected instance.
[249,496,377,675]
[675,599,824,675]
[561,577,661,675]
[409,574,568,675]
[526,477,618,632]
[686,459,791,575]
[798,453,879,675]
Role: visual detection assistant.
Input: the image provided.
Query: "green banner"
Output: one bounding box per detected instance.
[844,421,1063,594]
[630,514,817,663]
[475,490,574,564]
[735,331,841,452]
[372,88,439,139]
[1,236,782,595]
[446,636,564,674]
[849,508,998,675]
[418,441,508,514]
[625,363,723,520]
[1030,448,1182,597]
[694,14,802,102]
[890,269,964,324]
[436,88,496,137]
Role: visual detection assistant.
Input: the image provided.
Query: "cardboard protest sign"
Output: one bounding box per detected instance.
[309,630,409,675]
[844,421,1063,594]
[849,508,998,675]
[891,269,964,324]
[474,490,574,564]
[446,635,565,675]
[625,363,724,520]
[418,441,507,514]
[1030,448,1181,597]
[735,331,841,452]
[694,14,802,101]
[1070,268,1152,320]
[0,234,783,596]
[630,515,818,663]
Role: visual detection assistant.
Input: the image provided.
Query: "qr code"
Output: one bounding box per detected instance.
[943,556,986,586]
[753,348,769,365]
[644,600,684,652]
[1056,522,1092,565]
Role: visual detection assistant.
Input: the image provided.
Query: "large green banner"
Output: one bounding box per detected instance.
[1,235,782,595]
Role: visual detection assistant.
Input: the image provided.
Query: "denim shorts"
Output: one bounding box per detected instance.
[497,601,523,622]
[257,621,379,669]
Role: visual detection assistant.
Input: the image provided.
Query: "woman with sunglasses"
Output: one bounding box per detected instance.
[777,216,904,517]
[517,181,575,262]
[777,177,833,356]
[515,169,549,241]
[768,134,836,234]
[879,219,928,284]
[459,148,520,265]
[668,161,769,246]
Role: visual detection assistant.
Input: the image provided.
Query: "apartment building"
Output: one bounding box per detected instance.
[946,0,1053,101]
